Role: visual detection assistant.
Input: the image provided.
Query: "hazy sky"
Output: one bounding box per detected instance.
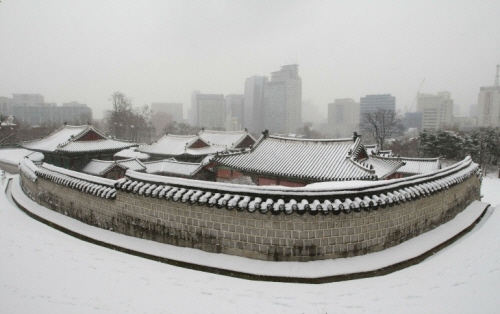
[1,0,499,119]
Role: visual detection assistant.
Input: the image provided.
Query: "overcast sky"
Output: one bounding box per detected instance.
[1,0,499,119]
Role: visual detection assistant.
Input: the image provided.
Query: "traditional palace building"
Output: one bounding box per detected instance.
[20,124,136,170]
[137,129,255,162]
[210,132,433,187]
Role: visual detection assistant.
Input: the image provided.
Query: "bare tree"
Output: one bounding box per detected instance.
[106,92,154,142]
[360,109,402,150]
[107,92,132,138]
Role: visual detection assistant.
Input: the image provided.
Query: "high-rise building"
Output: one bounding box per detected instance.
[327,98,360,138]
[477,65,500,128]
[469,104,478,118]
[403,112,423,132]
[243,76,267,133]
[1,94,92,126]
[416,91,453,131]
[151,103,183,122]
[12,93,44,105]
[262,65,302,134]
[359,94,396,121]
[13,102,92,126]
[225,94,244,131]
[189,90,200,126]
[196,94,225,129]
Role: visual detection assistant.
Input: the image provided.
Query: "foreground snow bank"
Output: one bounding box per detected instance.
[10,175,489,280]
[2,174,500,313]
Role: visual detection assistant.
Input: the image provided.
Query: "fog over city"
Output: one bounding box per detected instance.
[0,0,499,119]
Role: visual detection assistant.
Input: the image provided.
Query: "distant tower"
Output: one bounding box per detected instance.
[495,64,499,87]
[196,94,225,129]
[262,65,302,134]
[477,65,500,127]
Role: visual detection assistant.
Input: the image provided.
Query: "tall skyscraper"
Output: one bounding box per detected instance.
[328,98,360,138]
[416,91,454,131]
[243,76,267,133]
[477,65,500,128]
[262,65,302,134]
[189,90,200,126]
[196,94,225,129]
[359,94,396,120]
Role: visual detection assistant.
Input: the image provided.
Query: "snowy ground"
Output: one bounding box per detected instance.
[1,174,499,313]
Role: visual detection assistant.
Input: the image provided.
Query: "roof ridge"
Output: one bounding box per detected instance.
[144,159,202,166]
[268,135,353,143]
[200,129,246,134]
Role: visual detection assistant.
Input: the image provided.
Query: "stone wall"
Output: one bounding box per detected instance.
[19,163,482,262]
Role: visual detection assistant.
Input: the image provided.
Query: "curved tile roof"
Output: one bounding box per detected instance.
[58,139,135,153]
[82,158,146,176]
[21,125,135,154]
[143,159,203,177]
[212,136,381,181]
[198,129,255,148]
[22,125,89,152]
[363,156,405,178]
[137,134,228,157]
[114,148,150,160]
[398,157,441,175]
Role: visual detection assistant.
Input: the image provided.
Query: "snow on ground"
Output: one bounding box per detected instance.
[0,174,499,313]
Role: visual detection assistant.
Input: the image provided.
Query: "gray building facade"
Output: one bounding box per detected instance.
[243,76,267,134]
[263,65,302,134]
[360,94,396,122]
[196,94,225,129]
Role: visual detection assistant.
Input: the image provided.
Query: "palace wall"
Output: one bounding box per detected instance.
[19,159,481,261]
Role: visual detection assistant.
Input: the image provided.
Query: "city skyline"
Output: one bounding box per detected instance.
[1,1,499,119]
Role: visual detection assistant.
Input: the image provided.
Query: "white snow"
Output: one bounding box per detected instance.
[41,163,116,187]
[0,148,44,165]
[1,171,500,313]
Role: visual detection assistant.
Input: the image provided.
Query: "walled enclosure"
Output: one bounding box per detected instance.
[19,157,481,262]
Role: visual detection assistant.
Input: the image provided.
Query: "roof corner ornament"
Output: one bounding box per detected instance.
[244,127,248,132]
[352,131,360,142]
[63,121,67,126]
[263,129,269,138]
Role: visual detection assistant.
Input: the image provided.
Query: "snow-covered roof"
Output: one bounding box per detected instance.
[363,156,405,179]
[57,139,135,153]
[198,129,255,149]
[20,124,135,154]
[212,136,402,182]
[137,134,228,157]
[114,148,150,161]
[143,159,203,177]
[365,144,394,157]
[0,148,44,166]
[82,158,146,176]
[398,157,441,175]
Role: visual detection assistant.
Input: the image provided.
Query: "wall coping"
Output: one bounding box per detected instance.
[19,156,481,215]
